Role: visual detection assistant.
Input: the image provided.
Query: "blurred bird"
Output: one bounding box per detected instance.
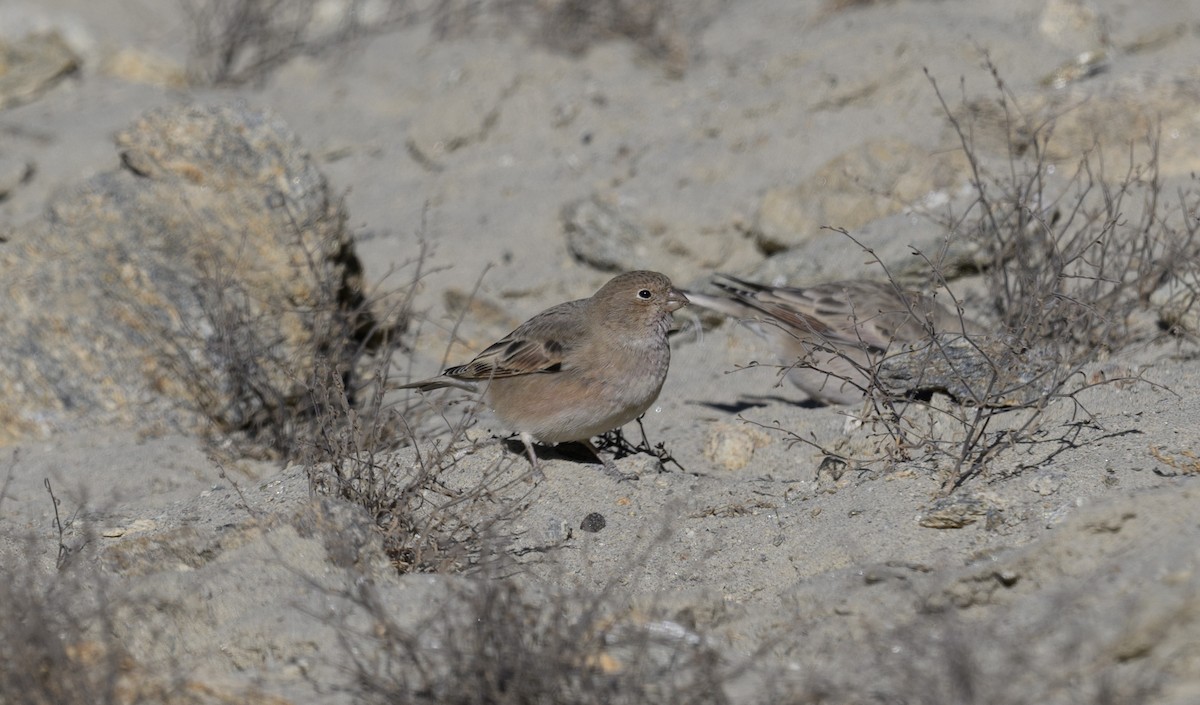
[398,271,689,477]
[686,274,977,405]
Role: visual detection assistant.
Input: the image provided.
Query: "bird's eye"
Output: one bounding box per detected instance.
[637,289,653,300]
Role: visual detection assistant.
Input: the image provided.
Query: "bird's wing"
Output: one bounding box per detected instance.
[443,300,584,380]
[445,336,567,379]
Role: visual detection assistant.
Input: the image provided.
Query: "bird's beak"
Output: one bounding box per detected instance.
[666,287,690,312]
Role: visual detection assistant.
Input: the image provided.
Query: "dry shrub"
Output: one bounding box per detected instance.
[342,573,740,704]
[165,178,516,575]
[945,64,1198,357]
[433,0,722,76]
[904,61,1198,488]
[154,196,409,461]
[509,0,691,70]
[0,554,137,705]
[0,468,193,705]
[298,238,540,574]
[768,60,1199,491]
[302,359,533,574]
[182,0,715,85]
[181,0,417,85]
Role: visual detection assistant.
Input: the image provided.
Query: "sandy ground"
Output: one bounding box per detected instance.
[3,0,1200,702]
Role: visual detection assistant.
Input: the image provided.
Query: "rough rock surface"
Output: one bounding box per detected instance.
[0,104,380,448]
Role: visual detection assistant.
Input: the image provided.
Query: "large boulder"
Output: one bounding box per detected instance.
[0,103,390,451]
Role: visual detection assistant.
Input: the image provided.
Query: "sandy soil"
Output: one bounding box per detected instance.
[2,0,1199,702]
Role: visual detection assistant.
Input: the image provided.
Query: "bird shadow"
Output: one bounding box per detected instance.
[688,395,827,414]
[595,423,686,473]
[501,437,597,466]
[501,429,685,476]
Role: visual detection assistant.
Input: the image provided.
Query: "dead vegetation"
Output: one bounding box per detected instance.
[302,355,535,574]
[181,0,715,85]
[0,464,188,705]
[755,60,1199,491]
[0,556,138,705]
[340,546,746,705]
[181,0,418,85]
[139,192,407,461]
[433,0,706,75]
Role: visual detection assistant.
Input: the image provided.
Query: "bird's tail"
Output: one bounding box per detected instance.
[387,376,479,393]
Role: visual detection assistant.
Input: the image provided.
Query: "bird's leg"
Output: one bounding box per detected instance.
[581,438,638,482]
[518,431,546,481]
[519,431,539,467]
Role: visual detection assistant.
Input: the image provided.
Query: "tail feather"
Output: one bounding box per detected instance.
[390,375,479,393]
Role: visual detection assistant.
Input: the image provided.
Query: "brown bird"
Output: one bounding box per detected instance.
[399,271,689,477]
[687,274,977,405]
